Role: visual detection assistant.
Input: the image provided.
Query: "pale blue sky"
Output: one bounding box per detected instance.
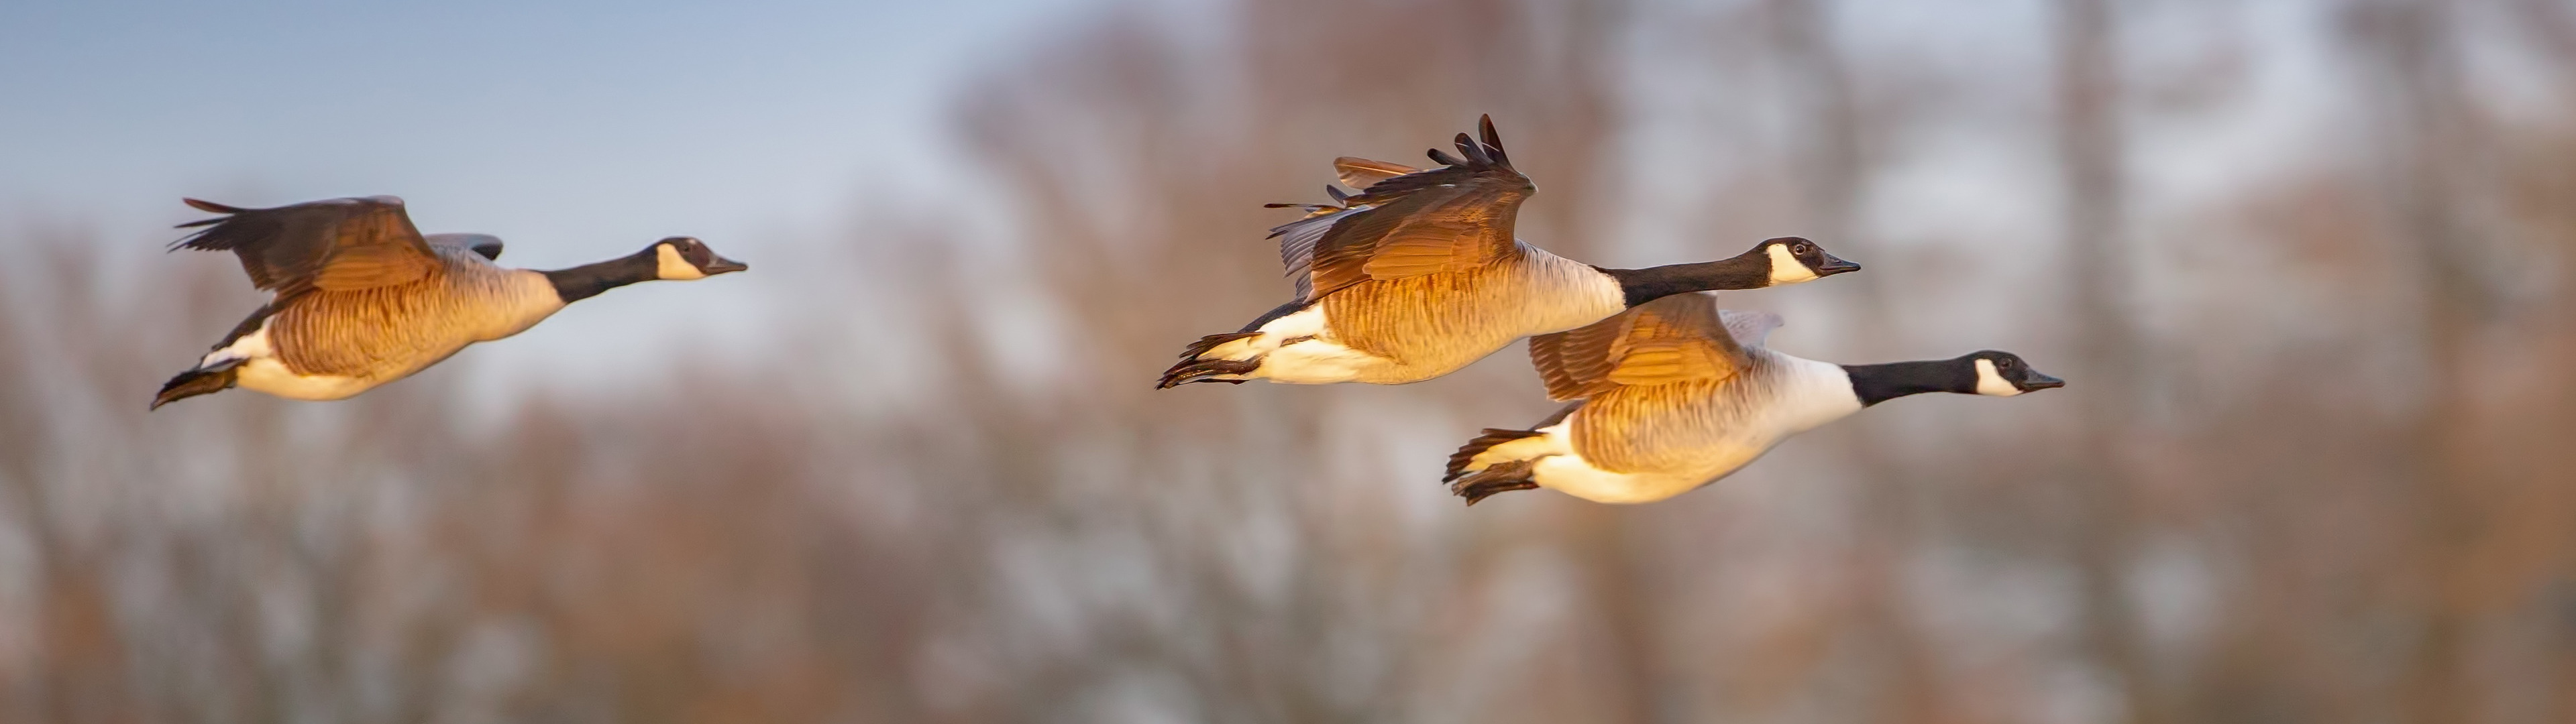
[1,0,1099,243]
[0,0,1106,401]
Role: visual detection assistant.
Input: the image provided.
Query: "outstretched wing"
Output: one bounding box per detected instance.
[172,196,439,295]
[1268,115,1535,302]
[1526,292,1760,402]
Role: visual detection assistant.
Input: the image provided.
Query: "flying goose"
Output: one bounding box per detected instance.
[150,196,747,409]
[1443,292,2062,505]
[1158,115,1859,388]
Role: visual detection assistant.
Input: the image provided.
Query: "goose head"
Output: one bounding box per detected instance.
[1964,351,2065,396]
[1756,237,1862,286]
[651,237,749,280]
[1843,350,2063,406]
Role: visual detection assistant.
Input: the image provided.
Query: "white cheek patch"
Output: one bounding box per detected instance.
[1974,359,2023,396]
[1766,244,1819,285]
[655,244,706,280]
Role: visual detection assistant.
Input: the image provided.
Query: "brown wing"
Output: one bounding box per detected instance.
[171,196,439,295]
[1269,115,1535,302]
[1527,292,1752,402]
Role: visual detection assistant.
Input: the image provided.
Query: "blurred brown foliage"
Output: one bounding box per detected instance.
[6,0,2576,722]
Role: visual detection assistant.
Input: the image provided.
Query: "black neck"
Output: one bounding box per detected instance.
[1841,359,1974,406]
[1595,255,1768,307]
[541,250,658,304]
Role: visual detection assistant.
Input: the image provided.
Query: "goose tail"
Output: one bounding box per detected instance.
[151,359,244,410]
[1156,347,1259,389]
[1444,403,1585,505]
[1450,459,1539,506]
[1446,428,1546,481]
[1444,428,1549,505]
[1158,300,1315,389]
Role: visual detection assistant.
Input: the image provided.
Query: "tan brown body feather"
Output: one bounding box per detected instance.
[268,247,564,380]
[1566,355,1788,475]
[1317,243,1624,382]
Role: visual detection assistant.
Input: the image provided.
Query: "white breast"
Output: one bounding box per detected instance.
[460,267,571,342]
[1518,247,1629,334]
[1755,353,1867,434]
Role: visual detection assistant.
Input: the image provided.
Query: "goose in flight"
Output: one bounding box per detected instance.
[1159,115,1858,388]
[151,196,746,409]
[1444,292,2061,505]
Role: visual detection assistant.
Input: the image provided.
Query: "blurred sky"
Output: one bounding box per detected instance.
[0,0,2350,407]
[0,0,1106,400]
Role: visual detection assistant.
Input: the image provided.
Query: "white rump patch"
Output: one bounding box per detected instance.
[1196,306,1327,361]
[199,320,275,367]
[655,244,706,280]
[1766,243,1819,285]
[1254,306,1328,341]
[1974,358,2022,396]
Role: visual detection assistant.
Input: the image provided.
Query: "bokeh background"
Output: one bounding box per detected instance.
[6,0,2576,721]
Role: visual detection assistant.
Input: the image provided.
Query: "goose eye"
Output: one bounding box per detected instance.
[1794,241,1813,255]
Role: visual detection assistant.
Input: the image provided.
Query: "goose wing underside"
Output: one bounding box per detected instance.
[1333,156,1419,189]
[1267,115,1534,302]
[1527,292,1755,402]
[427,233,504,261]
[172,196,440,295]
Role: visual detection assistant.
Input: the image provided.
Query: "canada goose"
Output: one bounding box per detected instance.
[1444,292,2062,505]
[1158,115,1859,388]
[150,196,747,409]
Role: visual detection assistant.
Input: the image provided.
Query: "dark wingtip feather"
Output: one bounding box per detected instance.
[1326,185,1348,204]
[1454,132,1492,165]
[182,198,242,214]
[174,198,241,229]
[1479,115,1509,166]
[1427,147,1465,167]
